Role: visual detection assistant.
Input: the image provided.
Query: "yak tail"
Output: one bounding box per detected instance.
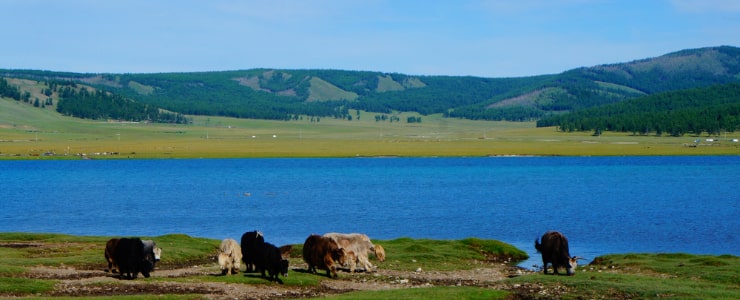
[534,238,542,253]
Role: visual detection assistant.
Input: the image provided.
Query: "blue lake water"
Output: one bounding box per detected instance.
[1,156,738,268]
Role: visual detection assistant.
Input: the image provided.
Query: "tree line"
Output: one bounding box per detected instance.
[537,83,740,136]
[55,84,188,123]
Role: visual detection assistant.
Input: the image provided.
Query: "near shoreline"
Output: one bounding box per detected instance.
[1,233,737,299]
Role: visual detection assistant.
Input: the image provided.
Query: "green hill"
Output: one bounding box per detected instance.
[1,46,739,123]
[537,82,740,136]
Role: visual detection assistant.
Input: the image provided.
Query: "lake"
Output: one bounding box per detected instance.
[1,156,738,269]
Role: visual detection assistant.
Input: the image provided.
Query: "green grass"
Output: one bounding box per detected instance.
[324,286,509,299]
[505,253,740,299]
[151,234,220,267]
[3,97,738,159]
[307,77,359,101]
[460,238,528,260]
[0,277,56,295]
[376,238,527,272]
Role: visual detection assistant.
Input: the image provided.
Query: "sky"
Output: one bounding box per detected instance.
[1,0,739,78]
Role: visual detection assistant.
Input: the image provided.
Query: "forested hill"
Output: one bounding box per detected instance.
[537,82,740,136]
[1,45,739,123]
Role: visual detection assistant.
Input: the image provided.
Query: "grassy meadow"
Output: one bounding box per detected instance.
[1,97,738,159]
[0,233,737,299]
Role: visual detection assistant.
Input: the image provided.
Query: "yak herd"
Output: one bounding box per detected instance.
[104,231,387,283]
[105,230,579,283]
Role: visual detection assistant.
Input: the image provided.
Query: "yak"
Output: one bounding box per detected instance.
[323,232,380,272]
[254,242,290,284]
[106,238,160,276]
[113,237,154,279]
[302,234,346,278]
[535,231,581,276]
[218,238,242,275]
[240,231,264,273]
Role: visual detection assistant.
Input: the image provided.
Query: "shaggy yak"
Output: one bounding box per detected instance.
[535,231,581,275]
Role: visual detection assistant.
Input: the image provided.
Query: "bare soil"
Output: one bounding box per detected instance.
[19,260,539,299]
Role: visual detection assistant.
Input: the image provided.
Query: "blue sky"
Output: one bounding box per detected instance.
[1,0,738,77]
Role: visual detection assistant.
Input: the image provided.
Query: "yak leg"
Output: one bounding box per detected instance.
[349,258,356,273]
[552,260,561,275]
[324,256,337,278]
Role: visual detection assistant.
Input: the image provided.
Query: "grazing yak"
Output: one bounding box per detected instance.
[218,238,242,275]
[303,234,346,278]
[112,237,156,279]
[254,242,290,284]
[106,238,160,275]
[323,232,383,272]
[240,231,264,272]
[535,231,581,275]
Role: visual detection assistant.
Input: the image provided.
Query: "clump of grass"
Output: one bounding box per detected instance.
[370,237,525,272]
[152,234,220,268]
[460,237,529,261]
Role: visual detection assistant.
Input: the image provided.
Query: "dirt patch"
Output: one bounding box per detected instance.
[0,242,44,248]
[19,261,537,299]
[50,281,225,297]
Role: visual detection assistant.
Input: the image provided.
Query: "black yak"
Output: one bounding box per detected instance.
[113,238,155,279]
[535,231,581,275]
[254,242,289,283]
[240,231,264,273]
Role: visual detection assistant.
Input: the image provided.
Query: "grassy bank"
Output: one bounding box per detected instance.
[0,233,737,299]
[2,98,738,159]
[506,253,740,299]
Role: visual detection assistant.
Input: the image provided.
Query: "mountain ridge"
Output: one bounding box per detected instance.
[1,45,739,122]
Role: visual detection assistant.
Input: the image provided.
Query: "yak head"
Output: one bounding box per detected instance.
[279,259,290,277]
[153,246,162,262]
[332,247,348,265]
[565,256,583,275]
[374,244,386,262]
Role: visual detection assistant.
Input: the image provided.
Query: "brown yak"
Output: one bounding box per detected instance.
[302,234,346,278]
